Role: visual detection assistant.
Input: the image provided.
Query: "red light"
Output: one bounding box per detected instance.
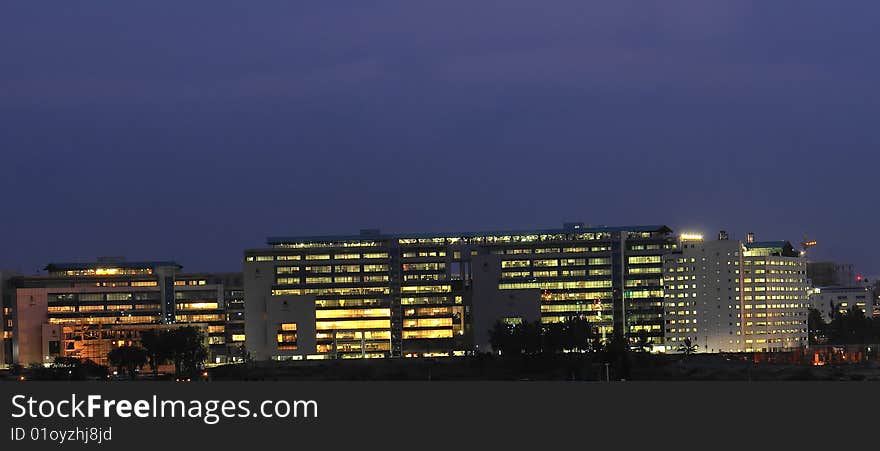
[856,275,862,281]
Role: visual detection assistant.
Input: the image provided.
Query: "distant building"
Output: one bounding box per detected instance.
[809,286,873,321]
[874,280,880,317]
[663,232,810,353]
[807,262,857,287]
[1,271,17,366]
[9,258,243,366]
[244,224,677,360]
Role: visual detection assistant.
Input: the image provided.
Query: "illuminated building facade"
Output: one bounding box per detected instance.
[173,272,245,364]
[1,272,15,366]
[663,234,744,353]
[809,286,873,321]
[664,232,810,353]
[244,224,677,360]
[9,259,244,366]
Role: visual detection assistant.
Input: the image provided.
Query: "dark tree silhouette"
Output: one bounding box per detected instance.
[107,345,148,379]
[166,327,208,376]
[138,327,208,376]
[139,329,168,376]
[633,331,654,353]
[564,316,593,352]
[489,320,513,356]
[542,321,567,354]
[828,306,876,345]
[677,337,698,355]
[807,308,828,345]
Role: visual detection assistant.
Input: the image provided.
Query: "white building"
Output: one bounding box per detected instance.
[663,232,810,353]
[809,286,873,321]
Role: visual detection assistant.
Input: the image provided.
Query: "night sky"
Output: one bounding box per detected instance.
[1,2,878,277]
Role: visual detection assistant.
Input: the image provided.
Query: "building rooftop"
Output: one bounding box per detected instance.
[44,261,183,271]
[266,224,673,245]
[743,241,791,249]
[742,241,800,257]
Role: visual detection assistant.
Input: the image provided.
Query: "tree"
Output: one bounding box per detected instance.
[165,327,208,376]
[488,320,542,356]
[564,316,593,352]
[677,337,698,355]
[107,346,148,379]
[139,329,169,376]
[542,321,567,354]
[807,308,828,345]
[633,331,654,353]
[828,306,876,345]
[589,333,604,354]
[489,320,513,356]
[601,334,631,380]
[138,327,208,376]
[519,320,543,355]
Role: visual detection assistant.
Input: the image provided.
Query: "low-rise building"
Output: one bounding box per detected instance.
[809,286,873,321]
[9,258,243,366]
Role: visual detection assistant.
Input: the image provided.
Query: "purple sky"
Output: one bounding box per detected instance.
[1,1,878,277]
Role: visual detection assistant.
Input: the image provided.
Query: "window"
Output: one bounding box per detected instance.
[106,293,133,301]
[627,256,661,264]
[363,253,389,259]
[334,253,360,260]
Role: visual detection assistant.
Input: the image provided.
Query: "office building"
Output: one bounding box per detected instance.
[663,233,742,353]
[664,232,810,353]
[10,258,243,366]
[1,271,15,366]
[809,286,873,320]
[874,280,880,317]
[173,272,245,364]
[244,223,677,360]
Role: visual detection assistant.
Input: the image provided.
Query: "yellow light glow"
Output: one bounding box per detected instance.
[95,268,121,275]
[679,233,704,241]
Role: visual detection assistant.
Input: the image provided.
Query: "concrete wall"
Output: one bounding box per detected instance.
[265,294,316,357]
[470,254,541,354]
[14,288,49,365]
[244,260,317,360]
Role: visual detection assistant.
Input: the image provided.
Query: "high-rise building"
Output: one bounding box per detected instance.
[663,233,810,353]
[244,224,677,360]
[9,258,243,366]
[663,234,742,353]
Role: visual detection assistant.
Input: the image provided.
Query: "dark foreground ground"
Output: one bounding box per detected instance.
[4,353,879,381]
[206,353,880,381]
